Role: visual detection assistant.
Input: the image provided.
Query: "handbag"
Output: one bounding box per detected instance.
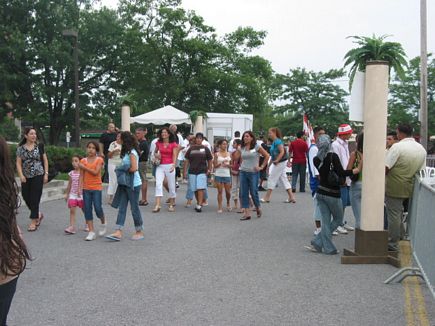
[327,153,345,187]
[350,151,361,182]
[115,168,132,187]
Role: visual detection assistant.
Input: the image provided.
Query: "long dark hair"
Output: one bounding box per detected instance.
[18,127,36,146]
[0,137,30,277]
[158,127,176,143]
[242,131,257,150]
[120,131,139,157]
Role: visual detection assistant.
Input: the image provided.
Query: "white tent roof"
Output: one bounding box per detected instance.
[131,105,191,125]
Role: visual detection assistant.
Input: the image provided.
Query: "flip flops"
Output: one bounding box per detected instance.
[105,234,122,242]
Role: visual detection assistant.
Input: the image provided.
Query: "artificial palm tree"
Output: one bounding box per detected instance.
[344,35,407,88]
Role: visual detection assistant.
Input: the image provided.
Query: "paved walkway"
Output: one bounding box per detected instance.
[9,185,435,325]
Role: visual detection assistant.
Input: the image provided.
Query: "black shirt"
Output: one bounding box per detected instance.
[138,139,149,162]
[99,132,117,155]
[314,152,353,198]
[185,145,213,175]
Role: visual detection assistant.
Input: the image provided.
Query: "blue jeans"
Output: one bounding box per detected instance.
[240,171,260,209]
[83,190,104,221]
[350,182,362,229]
[291,163,306,191]
[115,185,143,231]
[311,193,344,254]
[186,174,208,201]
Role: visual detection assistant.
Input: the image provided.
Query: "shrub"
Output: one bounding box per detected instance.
[0,118,20,142]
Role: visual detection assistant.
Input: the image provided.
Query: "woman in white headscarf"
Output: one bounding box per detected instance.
[305,135,360,255]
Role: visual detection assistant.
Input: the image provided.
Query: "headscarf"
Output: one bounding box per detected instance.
[316,134,332,168]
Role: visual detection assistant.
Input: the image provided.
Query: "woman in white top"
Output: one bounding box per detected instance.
[213,139,232,213]
[107,132,122,203]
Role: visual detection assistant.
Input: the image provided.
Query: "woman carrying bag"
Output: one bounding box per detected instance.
[106,132,144,241]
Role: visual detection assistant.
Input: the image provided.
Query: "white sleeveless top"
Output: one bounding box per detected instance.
[215,153,231,177]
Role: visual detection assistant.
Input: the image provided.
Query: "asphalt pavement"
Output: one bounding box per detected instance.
[9,184,435,325]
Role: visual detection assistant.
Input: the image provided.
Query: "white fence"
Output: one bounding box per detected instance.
[385,167,435,300]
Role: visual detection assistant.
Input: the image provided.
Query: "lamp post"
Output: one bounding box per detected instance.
[62,29,80,147]
[420,0,428,150]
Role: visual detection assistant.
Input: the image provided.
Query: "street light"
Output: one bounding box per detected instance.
[62,29,80,147]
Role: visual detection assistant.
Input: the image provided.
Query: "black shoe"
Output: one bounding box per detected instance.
[292,189,296,193]
[300,190,305,193]
[195,206,202,213]
[258,186,266,191]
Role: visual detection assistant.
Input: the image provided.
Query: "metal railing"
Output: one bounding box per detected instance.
[385,168,435,300]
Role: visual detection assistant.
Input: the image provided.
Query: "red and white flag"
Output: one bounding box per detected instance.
[303,114,314,146]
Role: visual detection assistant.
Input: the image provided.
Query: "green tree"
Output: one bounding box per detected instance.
[389,55,435,136]
[273,68,349,135]
[344,35,407,88]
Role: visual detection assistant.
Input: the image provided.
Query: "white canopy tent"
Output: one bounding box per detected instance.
[130,105,191,125]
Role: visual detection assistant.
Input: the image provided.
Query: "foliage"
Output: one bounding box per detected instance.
[0,118,19,141]
[8,143,86,173]
[389,55,435,136]
[273,68,349,136]
[344,35,407,88]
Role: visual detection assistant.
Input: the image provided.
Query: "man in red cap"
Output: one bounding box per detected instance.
[331,124,354,235]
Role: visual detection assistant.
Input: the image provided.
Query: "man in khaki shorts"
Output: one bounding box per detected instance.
[136,128,150,206]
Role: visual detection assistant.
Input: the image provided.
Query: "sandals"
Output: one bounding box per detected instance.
[106,234,122,242]
[168,205,175,212]
[260,198,270,203]
[284,199,296,203]
[152,206,161,213]
[139,200,149,206]
[240,216,251,221]
[36,212,44,227]
[27,224,38,232]
[256,208,262,218]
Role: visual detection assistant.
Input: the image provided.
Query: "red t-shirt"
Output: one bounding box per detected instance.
[290,139,308,164]
[156,141,178,165]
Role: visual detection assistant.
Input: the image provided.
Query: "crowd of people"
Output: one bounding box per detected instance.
[0,119,428,324]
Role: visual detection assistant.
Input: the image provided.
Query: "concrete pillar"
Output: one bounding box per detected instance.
[360,61,389,231]
[194,116,204,133]
[121,104,130,131]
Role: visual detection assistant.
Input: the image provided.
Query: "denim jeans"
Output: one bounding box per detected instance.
[115,185,143,231]
[291,163,306,192]
[186,173,208,201]
[83,190,104,221]
[350,181,362,229]
[311,193,344,254]
[240,171,260,209]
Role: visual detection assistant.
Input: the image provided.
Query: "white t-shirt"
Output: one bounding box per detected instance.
[149,138,159,161]
[229,137,241,153]
[308,144,319,177]
[332,137,350,186]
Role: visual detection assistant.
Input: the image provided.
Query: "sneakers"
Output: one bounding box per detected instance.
[304,245,320,253]
[98,223,107,237]
[332,230,339,236]
[336,226,348,234]
[85,231,96,241]
[195,205,202,213]
[343,224,355,231]
[314,228,321,236]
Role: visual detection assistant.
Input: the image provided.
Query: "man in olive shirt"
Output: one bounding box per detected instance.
[385,124,426,250]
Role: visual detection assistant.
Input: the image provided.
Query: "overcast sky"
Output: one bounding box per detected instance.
[102,0,433,77]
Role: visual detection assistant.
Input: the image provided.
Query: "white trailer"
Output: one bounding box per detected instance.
[203,112,253,144]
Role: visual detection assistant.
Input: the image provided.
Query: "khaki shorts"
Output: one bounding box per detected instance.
[139,161,147,182]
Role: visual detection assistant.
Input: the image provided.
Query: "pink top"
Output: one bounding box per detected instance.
[156,141,178,165]
[68,170,81,195]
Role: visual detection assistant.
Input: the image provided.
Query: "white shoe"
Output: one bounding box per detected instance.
[344,224,355,231]
[85,231,96,241]
[314,228,321,235]
[98,223,107,237]
[336,226,348,234]
[332,230,339,236]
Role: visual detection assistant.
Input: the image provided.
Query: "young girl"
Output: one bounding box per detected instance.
[79,141,107,241]
[231,139,242,212]
[64,155,83,234]
[214,139,232,213]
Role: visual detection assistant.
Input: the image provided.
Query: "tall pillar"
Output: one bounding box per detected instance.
[342,61,399,267]
[194,116,204,133]
[360,61,389,230]
[121,104,130,132]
